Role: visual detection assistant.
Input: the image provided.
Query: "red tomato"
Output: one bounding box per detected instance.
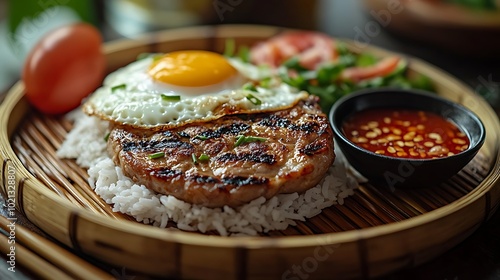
[341,57,400,82]
[22,23,106,114]
[250,32,336,70]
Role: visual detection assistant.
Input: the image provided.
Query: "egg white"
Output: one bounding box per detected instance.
[83,55,308,129]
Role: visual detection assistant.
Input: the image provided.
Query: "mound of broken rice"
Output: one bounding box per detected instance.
[57,112,360,236]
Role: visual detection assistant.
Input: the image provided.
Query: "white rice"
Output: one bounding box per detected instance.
[57,112,360,236]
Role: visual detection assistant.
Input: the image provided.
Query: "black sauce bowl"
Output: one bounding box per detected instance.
[329,88,486,189]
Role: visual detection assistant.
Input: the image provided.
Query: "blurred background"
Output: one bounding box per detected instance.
[0,0,499,109]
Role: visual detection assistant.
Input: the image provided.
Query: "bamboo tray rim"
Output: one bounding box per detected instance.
[2,24,500,249]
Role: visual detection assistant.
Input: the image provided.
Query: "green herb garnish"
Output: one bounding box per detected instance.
[234,135,246,147]
[276,48,433,112]
[192,153,198,164]
[111,84,126,92]
[161,94,181,102]
[234,135,267,147]
[224,38,236,57]
[223,38,250,62]
[243,82,257,92]
[104,132,110,142]
[409,73,433,91]
[223,39,435,114]
[316,64,344,86]
[137,53,152,60]
[282,57,308,72]
[259,77,272,88]
[355,53,377,67]
[148,152,165,159]
[245,93,262,105]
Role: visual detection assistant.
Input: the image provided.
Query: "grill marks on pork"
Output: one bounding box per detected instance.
[257,114,327,135]
[108,96,335,207]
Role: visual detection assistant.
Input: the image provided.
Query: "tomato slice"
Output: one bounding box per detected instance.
[250,32,336,70]
[341,57,400,82]
[22,23,106,114]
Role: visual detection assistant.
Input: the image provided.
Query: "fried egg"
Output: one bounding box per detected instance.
[83,50,308,129]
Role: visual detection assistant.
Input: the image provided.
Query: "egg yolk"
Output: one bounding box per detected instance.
[148,50,237,87]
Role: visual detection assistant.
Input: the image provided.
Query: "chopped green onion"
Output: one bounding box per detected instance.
[243,82,257,92]
[104,132,110,142]
[234,135,246,147]
[136,53,152,60]
[148,152,165,159]
[152,54,163,62]
[194,135,209,140]
[234,135,267,147]
[245,93,262,105]
[198,154,210,162]
[111,84,126,92]
[161,94,181,102]
[259,77,272,88]
[336,42,350,56]
[224,38,235,57]
[355,53,377,67]
[191,153,198,164]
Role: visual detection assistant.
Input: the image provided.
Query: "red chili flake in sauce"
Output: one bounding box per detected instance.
[342,109,470,159]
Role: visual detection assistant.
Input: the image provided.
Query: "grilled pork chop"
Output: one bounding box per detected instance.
[107,96,335,208]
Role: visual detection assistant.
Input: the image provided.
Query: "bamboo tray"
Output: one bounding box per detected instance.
[1,25,500,279]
